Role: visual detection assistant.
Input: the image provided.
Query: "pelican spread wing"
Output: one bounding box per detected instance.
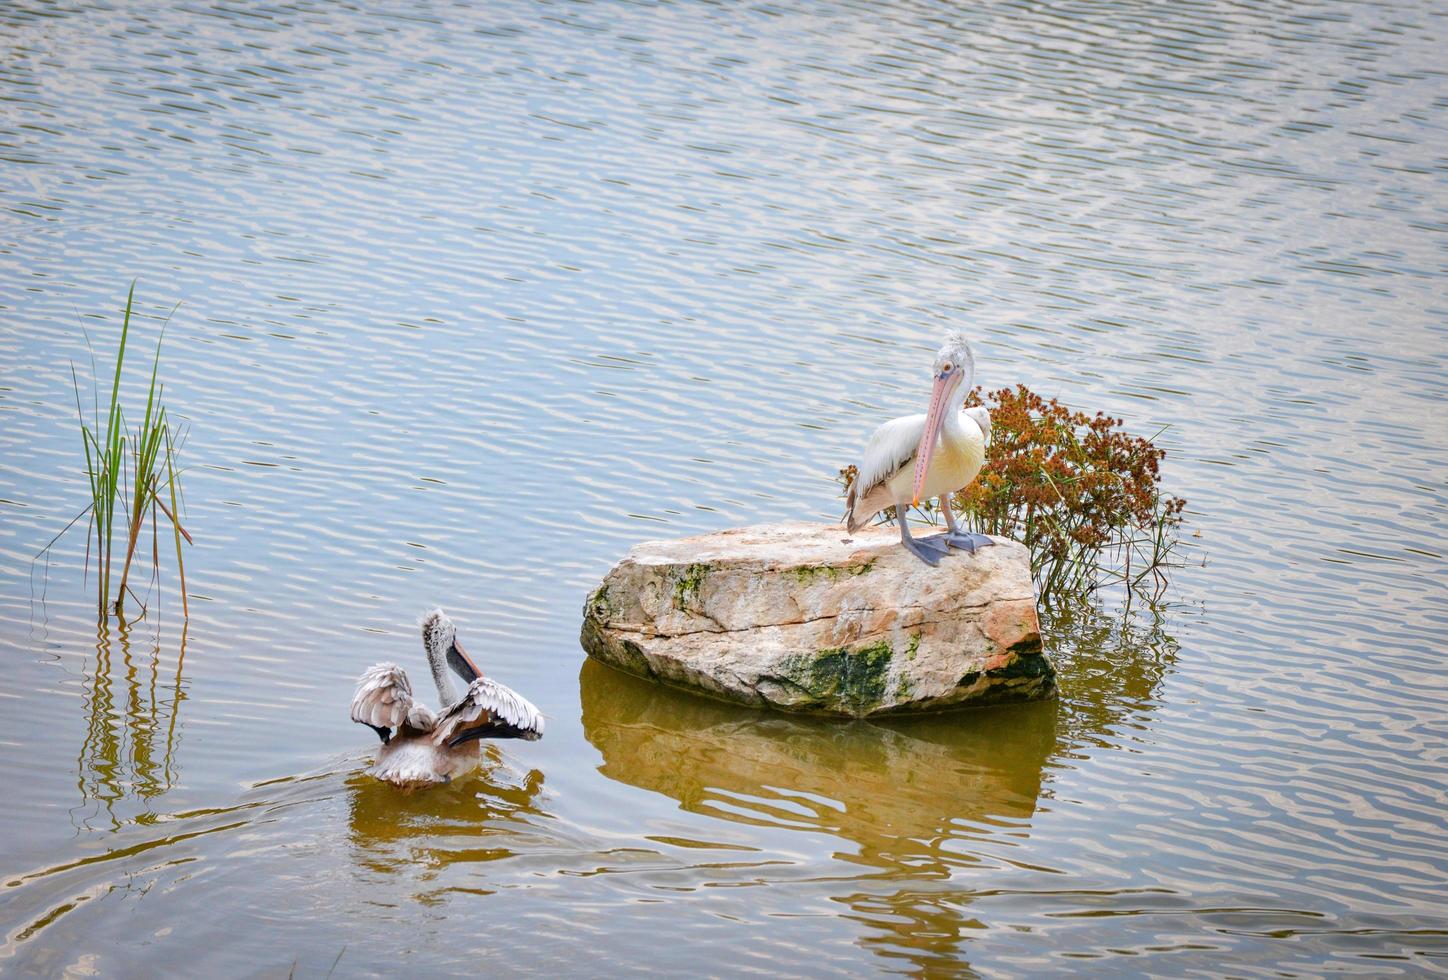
[433,676,545,747]
[350,663,437,743]
[350,611,545,786]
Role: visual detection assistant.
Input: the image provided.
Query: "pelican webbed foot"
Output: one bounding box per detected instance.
[897,513,944,566]
[930,496,995,554]
[922,530,994,553]
[902,535,944,566]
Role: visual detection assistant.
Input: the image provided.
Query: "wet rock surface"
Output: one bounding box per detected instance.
[580,521,1055,716]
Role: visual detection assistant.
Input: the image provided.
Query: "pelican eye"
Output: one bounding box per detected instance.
[941,361,954,374]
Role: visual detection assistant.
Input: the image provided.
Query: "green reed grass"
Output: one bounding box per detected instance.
[42,283,192,621]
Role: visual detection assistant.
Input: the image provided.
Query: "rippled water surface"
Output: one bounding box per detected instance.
[2,0,1446,975]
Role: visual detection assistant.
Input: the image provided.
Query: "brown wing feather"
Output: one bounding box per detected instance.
[433,676,544,745]
[349,663,415,732]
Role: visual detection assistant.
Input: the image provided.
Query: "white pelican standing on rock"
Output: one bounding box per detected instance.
[844,332,995,566]
[349,609,543,787]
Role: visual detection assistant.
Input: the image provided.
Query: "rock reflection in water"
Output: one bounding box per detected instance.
[580,658,1055,972]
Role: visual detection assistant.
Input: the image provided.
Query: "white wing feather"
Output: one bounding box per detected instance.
[963,406,991,448]
[350,663,417,732]
[434,676,545,743]
[846,408,991,531]
[853,407,994,497]
[854,412,928,501]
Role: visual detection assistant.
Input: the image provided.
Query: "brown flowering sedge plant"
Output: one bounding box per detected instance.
[841,385,1187,605]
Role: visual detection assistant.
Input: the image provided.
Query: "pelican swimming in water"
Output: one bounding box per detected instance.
[843,332,995,566]
[349,609,543,787]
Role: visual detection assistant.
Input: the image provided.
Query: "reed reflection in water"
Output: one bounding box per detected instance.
[74,622,189,832]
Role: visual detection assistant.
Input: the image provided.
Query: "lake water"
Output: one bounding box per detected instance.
[2,0,1445,975]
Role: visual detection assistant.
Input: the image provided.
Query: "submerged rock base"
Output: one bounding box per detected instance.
[580,521,1054,717]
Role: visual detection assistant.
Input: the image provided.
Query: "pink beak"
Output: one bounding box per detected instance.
[911,368,959,507]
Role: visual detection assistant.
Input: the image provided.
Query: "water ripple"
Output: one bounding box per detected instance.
[2,0,1446,974]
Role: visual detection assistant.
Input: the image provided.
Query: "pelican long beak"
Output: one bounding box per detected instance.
[448,638,482,683]
[911,368,960,507]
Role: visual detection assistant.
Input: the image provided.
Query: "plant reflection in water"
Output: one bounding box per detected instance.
[74,621,189,832]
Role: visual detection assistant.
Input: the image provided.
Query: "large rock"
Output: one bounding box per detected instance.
[580,521,1054,716]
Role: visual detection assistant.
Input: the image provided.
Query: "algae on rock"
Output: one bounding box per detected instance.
[580,521,1055,717]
